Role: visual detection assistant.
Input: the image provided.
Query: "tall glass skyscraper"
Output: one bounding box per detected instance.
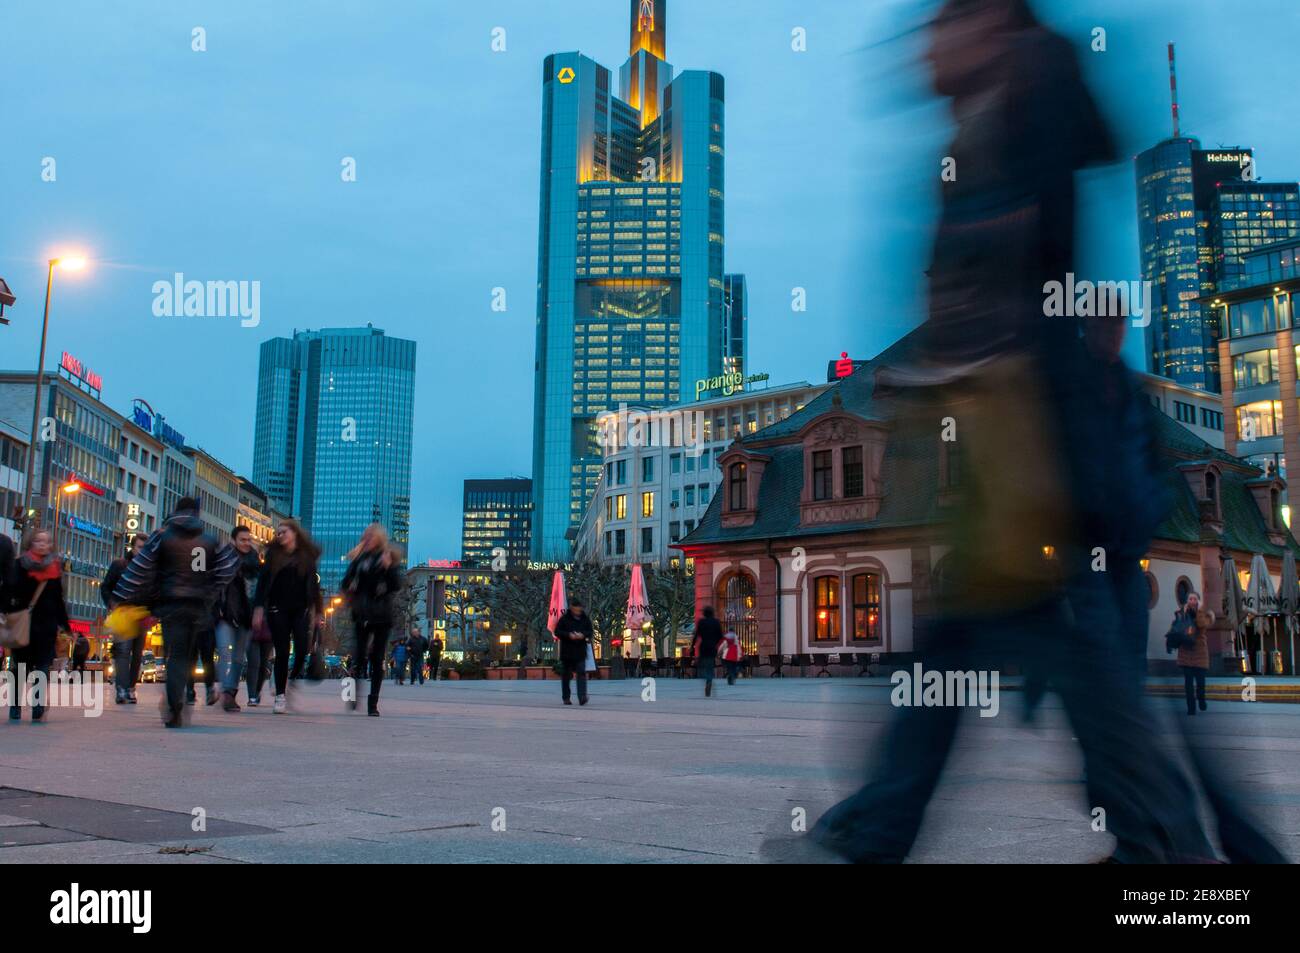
[1137,138,1300,391]
[1137,139,1251,390]
[252,326,416,591]
[531,0,743,560]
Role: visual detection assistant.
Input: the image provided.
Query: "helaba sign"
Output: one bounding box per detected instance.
[694,371,769,400]
[60,352,102,392]
[1204,152,1248,163]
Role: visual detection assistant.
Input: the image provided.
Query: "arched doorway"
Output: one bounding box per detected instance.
[717,571,758,656]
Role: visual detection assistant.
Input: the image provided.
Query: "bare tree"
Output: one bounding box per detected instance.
[649,561,695,658]
[485,569,552,661]
[567,563,629,659]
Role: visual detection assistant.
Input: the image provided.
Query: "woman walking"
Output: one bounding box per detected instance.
[7,529,72,722]
[341,524,404,716]
[1173,591,1210,716]
[251,520,321,714]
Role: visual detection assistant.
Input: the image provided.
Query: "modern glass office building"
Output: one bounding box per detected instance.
[461,478,533,569]
[531,0,744,560]
[252,326,416,591]
[723,274,747,376]
[1210,182,1300,290]
[1137,140,1250,390]
[1211,238,1300,479]
[1137,137,1300,392]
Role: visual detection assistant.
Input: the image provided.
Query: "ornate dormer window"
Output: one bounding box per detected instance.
[1178,460,1223,524]
[1245,472,1289,545]
[797,406,886,528]
[719,448,768,528]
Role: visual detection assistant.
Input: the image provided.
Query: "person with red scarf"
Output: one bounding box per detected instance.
[7,528,71,721]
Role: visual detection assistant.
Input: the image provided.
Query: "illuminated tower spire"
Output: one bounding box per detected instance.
[630,0,666,61]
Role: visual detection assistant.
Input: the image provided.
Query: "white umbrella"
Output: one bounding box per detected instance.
[1245,553,1278,673]
[1222,556,1246,659]
[1279,550,1299,675]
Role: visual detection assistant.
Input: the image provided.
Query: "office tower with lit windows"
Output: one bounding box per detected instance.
[1137,140,1254,390]
[461,478,533,569]
[532,0,744,559]
[1210,182,1300,291]
[723,273,747,375]
[252,326,416,591]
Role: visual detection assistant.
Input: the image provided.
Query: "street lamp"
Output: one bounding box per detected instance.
[52,481,80,548]
[23,255,91,521]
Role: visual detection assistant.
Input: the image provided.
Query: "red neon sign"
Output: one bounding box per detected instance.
[61,351,103,391]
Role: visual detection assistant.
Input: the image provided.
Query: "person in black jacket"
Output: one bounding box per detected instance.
[0,530,15,613]
[216,526,262,712]
[252,518,322,715]
[113,498,238,728]
[104,533,148,704]
[692,606,725,698]
[8,528,72,721]
[553,598,593,706]
[341,523,403,716]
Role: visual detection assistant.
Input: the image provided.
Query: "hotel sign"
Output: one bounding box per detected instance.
[124,502,143,535]
[693,371,770,400]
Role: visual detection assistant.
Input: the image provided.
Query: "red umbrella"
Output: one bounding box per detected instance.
[624,564,650,656]
[546,570,567,639]
[625,564,650,631]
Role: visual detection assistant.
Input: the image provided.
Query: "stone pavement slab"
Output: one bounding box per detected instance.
[0,677,1295,863]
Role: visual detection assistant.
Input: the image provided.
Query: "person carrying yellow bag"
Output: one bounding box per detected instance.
[103,533,150,704]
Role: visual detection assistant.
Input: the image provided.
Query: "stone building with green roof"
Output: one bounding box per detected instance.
[673,333,1300,675]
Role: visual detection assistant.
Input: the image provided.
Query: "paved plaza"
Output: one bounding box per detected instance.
[1,677,1297,863]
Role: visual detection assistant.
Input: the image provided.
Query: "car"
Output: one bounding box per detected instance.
[140,652,161,683]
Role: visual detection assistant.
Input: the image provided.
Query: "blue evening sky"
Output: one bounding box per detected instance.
[3,0,1295,558]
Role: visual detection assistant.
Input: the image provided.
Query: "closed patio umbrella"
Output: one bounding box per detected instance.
[1245,553,1278,674]
[546,570,566,644]
[1278,550,1299,675]
[1222,556,1245,659]
[625,563,650,659]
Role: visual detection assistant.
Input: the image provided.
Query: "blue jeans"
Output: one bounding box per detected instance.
[698,657,716,684]
[111,634,145,691]
[217,621,253,694]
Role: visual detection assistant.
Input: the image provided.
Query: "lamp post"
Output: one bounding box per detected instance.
[52,481,80,549]
[23,256,88,521]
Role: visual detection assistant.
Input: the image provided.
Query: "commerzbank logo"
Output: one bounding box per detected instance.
[637,0,655,33]
[557,67,575,84]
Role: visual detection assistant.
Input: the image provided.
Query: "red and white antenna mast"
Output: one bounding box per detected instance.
[1168,42,1181,138]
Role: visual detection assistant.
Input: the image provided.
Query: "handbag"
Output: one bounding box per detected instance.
[1164,614,1196,654]
[584,641,597,673]
[104,603,150,642]
[0,581,48,650]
